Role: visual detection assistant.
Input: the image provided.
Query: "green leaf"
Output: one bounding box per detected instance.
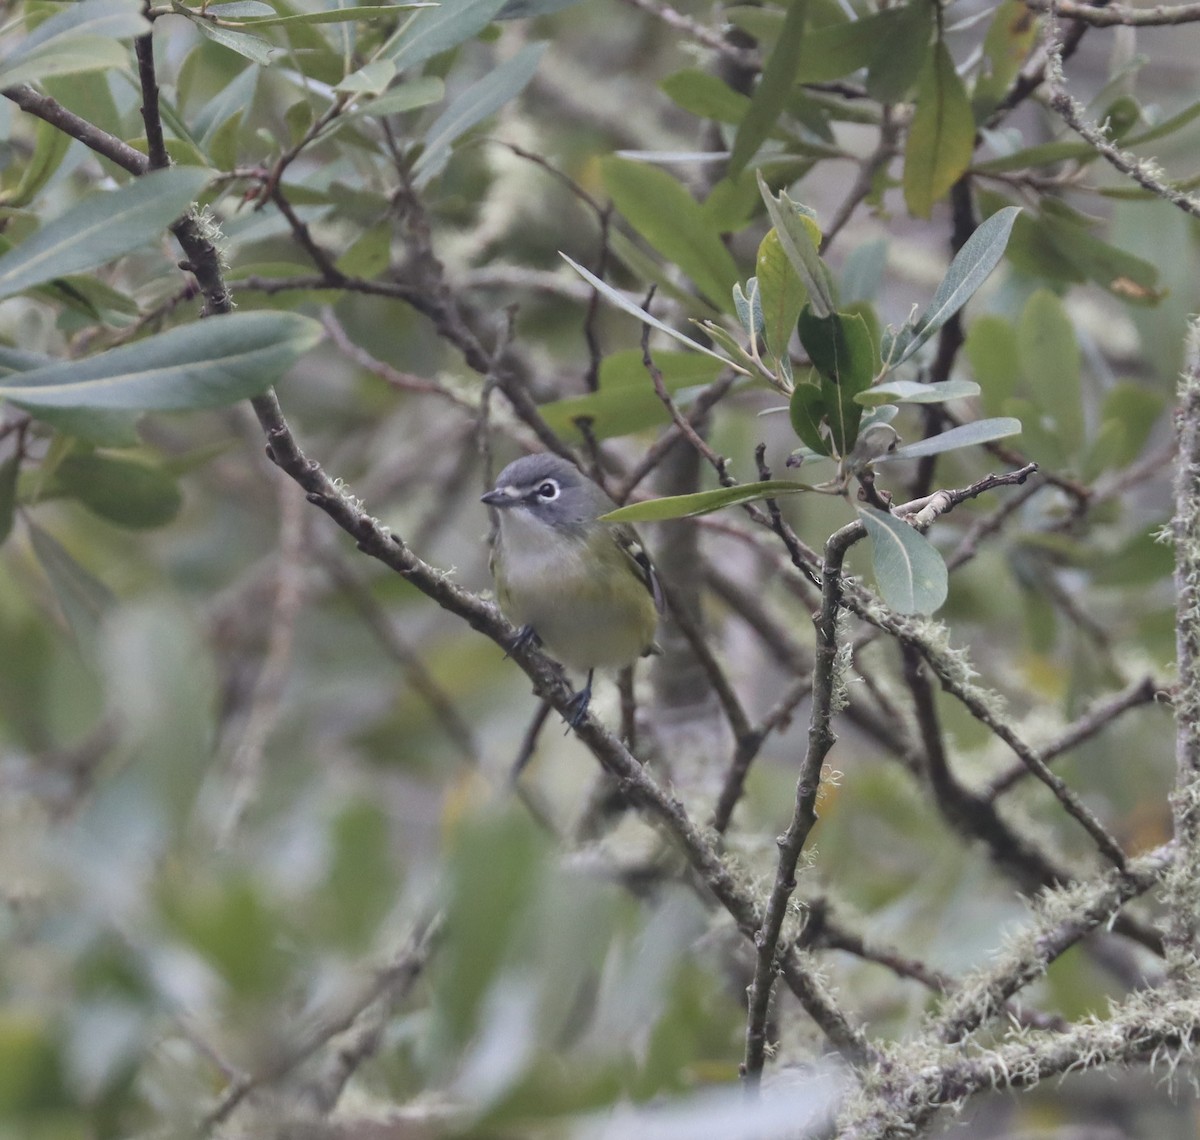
[796,14,887,83]
[606,229,720,315]
[797,307,875,454]
[601,158,742,310]
[756,229,808,366]
[0,0,149,86]
[601,479,816,523]
[337,58,397,95]
[1125,99,1200,148]
[789,380,832,455]
[875,416,1023,461]
[42,454,183,530]
[903,41,975,219]
[895,206,1021,366]
[0,36,129,86]
[1091,382,1163,471]
[1038,209,1162,304]
[733,279,763,339]
[857,504,948,614]
[729,0,809,176]
[0,118,72,209]
[973,0,1039,117]
[856,378,980,406]
[559,254,743,370]
[220,3,432,27]
[865,0,932,102]
[204,1,275,15]
[346,77,445,117]
[0,312,323,443]
[757,172,835,317]
[0,454,17,546]
[0,345,52,377]
[972,140,1095,174]
[27,520,115,650]
[0,166,212,302]
[412,42,546,187]
[183,12,280,65]
[381,0,509,71]
[660,68,752,126]
[539,351,726,443]
[1017,288,1082,455]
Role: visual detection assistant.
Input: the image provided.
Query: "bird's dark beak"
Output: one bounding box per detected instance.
[481,488,511,507]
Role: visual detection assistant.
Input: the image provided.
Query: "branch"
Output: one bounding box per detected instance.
[744,517,858,1082]
[1026,0,1200,23]
[250,386,871,1062]
[985,675,1164,797]
[1164,318,1200,963]
[1043,12,1200,219]
[2,84,150,174]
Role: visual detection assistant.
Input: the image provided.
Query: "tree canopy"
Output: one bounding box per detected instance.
[1,0,1200,1137]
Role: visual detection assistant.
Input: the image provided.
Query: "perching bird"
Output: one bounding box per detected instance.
[482,453,662,726]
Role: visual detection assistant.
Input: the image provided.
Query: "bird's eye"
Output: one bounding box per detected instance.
[536,479,560,500]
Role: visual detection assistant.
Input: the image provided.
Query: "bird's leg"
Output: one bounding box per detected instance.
[506,624,541,659]
[566,669,595,728]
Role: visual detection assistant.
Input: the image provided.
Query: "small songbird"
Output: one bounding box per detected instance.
[481,453,663,726]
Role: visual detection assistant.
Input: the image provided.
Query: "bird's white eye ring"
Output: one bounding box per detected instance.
[536,479,560,500]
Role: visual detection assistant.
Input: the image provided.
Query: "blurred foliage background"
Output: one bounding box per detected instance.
[1,0,1199,1136]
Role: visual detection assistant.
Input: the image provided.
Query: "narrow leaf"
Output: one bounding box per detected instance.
[382,0,509,71]
[1017,288,1082,454]
[0,313,323,443]
[858,504,948,614]
[756,229,808,365]
[896,206,1020,366]
[796,307,875,454]
[540,351,725,443]
[875,416,1022,461]
[412,42,545,186]
[865,2,932,101]
[729,0,809,176]
[186,15,279,64]
[0,118,72,209]
[757,171,835,317]
[28,520,115,649]
[0,0,148,86]
[601,158,742,310]
[790,381,833,456]
[224,4,432,27]
[0,38,130,87]
[559,254,742,369]
[856,378,981,406]
[903,41,975,219]
[601,479,815,523]
[0,454,17,545]
[45,454,183,530]
[0,166,212,302]
[347,77,445,117]
[973,0,1038,116]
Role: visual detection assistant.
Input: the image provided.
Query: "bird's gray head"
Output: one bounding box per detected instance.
[481,454,611,532]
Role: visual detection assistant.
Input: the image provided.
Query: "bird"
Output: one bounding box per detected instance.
[481,453,663,726]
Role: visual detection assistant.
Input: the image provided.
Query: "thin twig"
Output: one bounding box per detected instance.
[641,314,734,485]
[985,676,1164,797]
[1042,6,1200,219]
[1025,0,1200,24]
[2,84,150,175]
[744,517,858,1083]
[204,911,444,1130]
